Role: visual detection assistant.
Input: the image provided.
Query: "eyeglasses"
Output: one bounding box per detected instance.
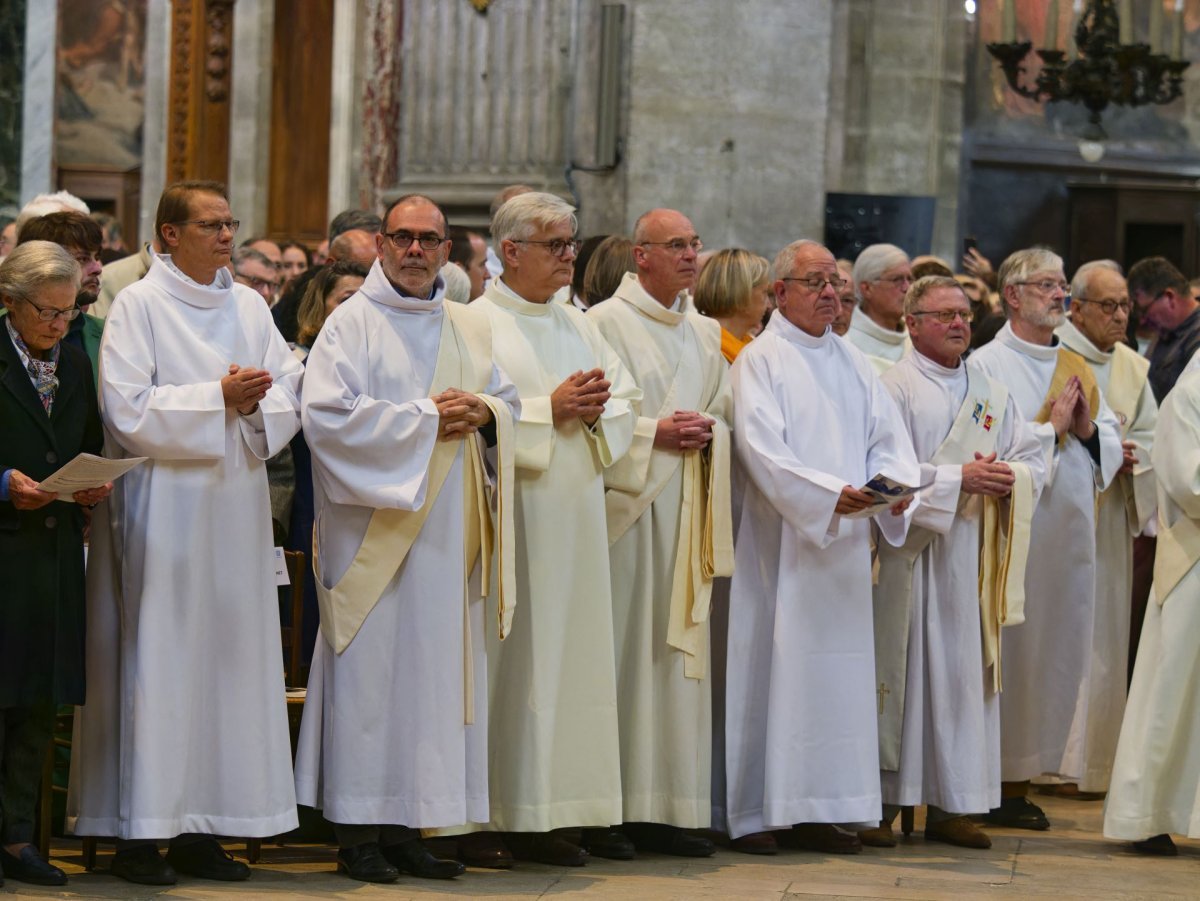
[235,272,278,292]
[639,237,703,256]
[876,274,913,287]
[21,297,81,322]
[512,238,581,259]
[782,275,847,292]
[174,219,240,235]
[910,309,974,324]
[1073,297,1131,316]
[1136,291,1168,311]
[1014,279,1070,295]
[384,231,448,252]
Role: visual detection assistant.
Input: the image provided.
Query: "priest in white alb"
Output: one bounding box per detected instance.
[969,247,1122,831]
[588,208,733,859]
[724,239,920,855]
[846,243,913,373]
[67,181,302,886]
[868,275,1045,851]
[468,192,641,867]
[293,195,518,884]
[1104,367,1200,856]
[1054,260,1157,797]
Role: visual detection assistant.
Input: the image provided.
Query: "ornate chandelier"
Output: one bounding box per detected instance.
[986,0,1189,139]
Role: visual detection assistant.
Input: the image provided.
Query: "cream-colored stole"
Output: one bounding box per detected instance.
[1102,346,1153,533]
[1153,510,1200,605]
[313,302,515,722]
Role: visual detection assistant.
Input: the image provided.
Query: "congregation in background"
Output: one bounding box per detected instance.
[4,177,1200,890]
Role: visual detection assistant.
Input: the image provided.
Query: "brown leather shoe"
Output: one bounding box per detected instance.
[925,815,992,849]
[789,823,863,854]
[507,832,589,867]
[730,831,778,855]
[456,832,513,869]
[858,820,897,848]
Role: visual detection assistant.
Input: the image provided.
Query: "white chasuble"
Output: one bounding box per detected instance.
[472,279,639,832]
[293,263,518,829]
[877,351,1045,814]
[845,309,911,374]
[588,272,733,828]
[723,314,920,838]
[1104,369,1200,841]
[1056,320,1158,792]
[969,322,1122,782]
[67,258,303,839]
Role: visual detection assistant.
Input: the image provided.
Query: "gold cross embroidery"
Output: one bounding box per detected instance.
[877,682,890,716]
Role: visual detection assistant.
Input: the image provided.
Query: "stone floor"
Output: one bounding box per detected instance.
[4,795,1196,900]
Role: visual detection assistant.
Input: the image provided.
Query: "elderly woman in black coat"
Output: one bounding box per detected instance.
[0,241,110,887]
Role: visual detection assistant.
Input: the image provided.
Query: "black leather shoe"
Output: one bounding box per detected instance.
[110,846,178,886]
[624,822,716,858]
[983,796,1050,831]
[337,843,400,883]
[165,838,251,881]
[507,832,589,866]
[580,827,636,860]
[0,845,67,886]
[382,838,465,879]
[1132,833,1178,856]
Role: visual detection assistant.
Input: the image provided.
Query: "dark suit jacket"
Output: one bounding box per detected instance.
[0,328,102,707]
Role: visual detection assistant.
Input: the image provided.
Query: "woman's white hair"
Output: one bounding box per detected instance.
[491,192,577,245]
[0,240,81,303]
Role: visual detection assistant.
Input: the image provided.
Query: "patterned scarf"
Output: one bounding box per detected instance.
[6,316,59,415]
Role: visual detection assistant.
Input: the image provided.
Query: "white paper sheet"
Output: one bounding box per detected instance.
[37,453,147,498]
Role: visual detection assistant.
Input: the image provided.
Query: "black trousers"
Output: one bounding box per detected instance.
[0,703,56,845]
[333,823,419,849]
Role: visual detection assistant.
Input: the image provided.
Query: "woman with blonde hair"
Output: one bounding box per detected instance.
[693,247,772,362]
[294,261,369,354]
[582,235,636,308]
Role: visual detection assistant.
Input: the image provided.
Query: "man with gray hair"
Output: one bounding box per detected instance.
[724,238,919,855]
[231,246,280,304]
[485,184,535,278]
[847,243,913,373]
[969,247,1122,831]
[866,275,1045,850]
[1051,260,1157,799]
[467,190,642,867]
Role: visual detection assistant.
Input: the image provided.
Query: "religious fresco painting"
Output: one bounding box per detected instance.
[0,0,26,214]
[55,0,147,169]
[970,0,1199,146]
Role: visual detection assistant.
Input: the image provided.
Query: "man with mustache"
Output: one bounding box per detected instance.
[15,212,105,383]
[969,248,1122,831]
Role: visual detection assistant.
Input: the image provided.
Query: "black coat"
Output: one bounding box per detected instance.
[0,329,102,707]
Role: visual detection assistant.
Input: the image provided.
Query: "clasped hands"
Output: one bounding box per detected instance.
[654,410,713,451]
[7,470,113,511]
[434,387,492,441]
[222,363,272,415]
[552,368,611,428]
[1048,375,1095,442]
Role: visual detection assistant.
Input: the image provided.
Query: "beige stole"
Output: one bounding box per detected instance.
[602,295,732,680]
[978,461,1035,692]
[1033,348,1102,446]
[1102,346,1153,532]
[876,366,1004,769]
[313,302,515,722]
[1153,510,1200,604]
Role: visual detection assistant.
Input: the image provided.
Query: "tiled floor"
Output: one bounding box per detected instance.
[5,795,1196,899]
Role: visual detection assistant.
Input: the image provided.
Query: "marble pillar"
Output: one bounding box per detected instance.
[138,0,171,245]
[328,0,366,219]
[20,0,56,205]
[228,0,275,238]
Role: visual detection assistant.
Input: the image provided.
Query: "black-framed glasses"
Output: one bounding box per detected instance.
[910,309,974,324]
[512,238,581,259]
[384,231,448,252]
[1073,297,1131,316]
[639,237,703,255]
[782,275,847,292]
[21,297,81,322]
[174,219,240,235]
[1014,279,1069,294]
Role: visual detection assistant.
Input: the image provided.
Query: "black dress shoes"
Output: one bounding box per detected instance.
[337,842,400,883]
[507,831,590,866]
[624,822,716,857]
[165,838,251,881]
[983,796,1051,831]
[110,845,178,885]
[0,845,68,886]
[457,831,514,869]
[382,838,465,879]
[1132,833,1178,856]
[580,827,637,860]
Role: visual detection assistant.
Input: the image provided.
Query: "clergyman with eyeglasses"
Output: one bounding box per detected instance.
[866,275,1045,851]
[723,238,920,856]
[846,243,914,373]
[969,247,1123,833]
[462,191,642,868]
[1054,259,1158,804]
[68,181,305,886]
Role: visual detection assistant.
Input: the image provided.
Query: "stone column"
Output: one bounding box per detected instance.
[20,0,56,204]
[328,0,366,220]
[228,0,275,238]
[139,0,172,244]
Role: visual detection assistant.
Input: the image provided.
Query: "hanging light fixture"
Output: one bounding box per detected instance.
[986,0,1189,139]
